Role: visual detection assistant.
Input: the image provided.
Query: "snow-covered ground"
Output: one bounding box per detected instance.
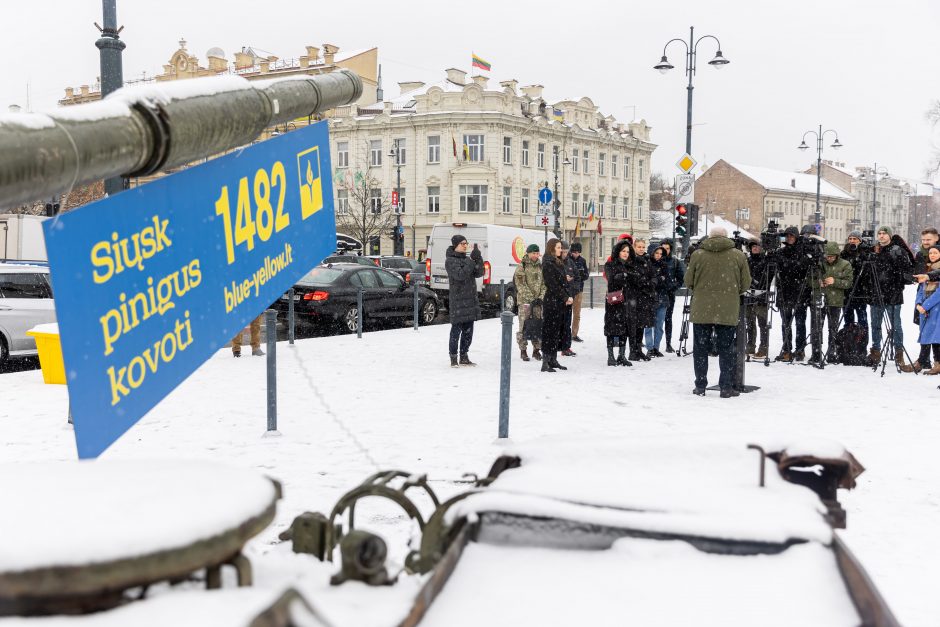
[1,286,937,626]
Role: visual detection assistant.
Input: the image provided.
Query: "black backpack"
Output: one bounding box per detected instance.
[836,322,869,366]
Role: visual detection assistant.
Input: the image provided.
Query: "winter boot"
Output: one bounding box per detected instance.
[459,353,476,367]
[793,350,806,362]
[666,342,675,353]
[745,344,756,356]
[450,354,459,368]
[561,349,577,357]
[774,351,791,362]
[532,348,543,360]
[521,348,530,362]
[607,346,617,367]
[894,348,907,368]
[549,352,567,370]
[648,349,665,358]
[541,356,556,372]
[868,347,881,365]
[754,345,768,359]
[924,362,940,375]
[252,347,265,357]
[617,344,632,367]
[720,388,740,398]
[900,360,922,373]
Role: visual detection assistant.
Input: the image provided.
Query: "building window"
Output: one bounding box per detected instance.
[503,137,512,164]
[572,148,579,173]
[427,186,440,213]
[370,140,382,167]
[537,143,545,169]
[625,157,631,179]
[502,186,512,214]
[552,146,559,171]
[522,140,529,166]
[637,198,644,220]
[582,196,589,217]
[336,189,349,215]
[336,142,349,168]
[611,154,618,178]
[521,188,530,214]
[393,139,407,165]
[427,136,440,163]
[623,198,630,219]
[370,188,382,214]
[459,185,488,212]
[571,192,579,217]
[611,196,618,219]
[464,134,484,161]
[638,159,644,178]
[582,150,589,174]
[598,194,605,218]
[599,153,606,176]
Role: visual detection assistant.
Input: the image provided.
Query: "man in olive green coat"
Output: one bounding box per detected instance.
[513,244,547,361]
[807,241,854,364]
[684,227,751,397]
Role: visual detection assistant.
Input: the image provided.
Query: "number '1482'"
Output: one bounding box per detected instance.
[215,161,289,264]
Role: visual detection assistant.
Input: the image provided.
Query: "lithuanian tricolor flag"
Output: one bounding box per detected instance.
[471,53,491,71]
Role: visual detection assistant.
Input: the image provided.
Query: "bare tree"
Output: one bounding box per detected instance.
[649,210,676,239]
[335,170,395,255]
[648,171,674,213]
[926,100,940,179]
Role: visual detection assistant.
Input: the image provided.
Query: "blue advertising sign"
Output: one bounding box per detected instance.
[43,122,335,458]
[538,186,553,205]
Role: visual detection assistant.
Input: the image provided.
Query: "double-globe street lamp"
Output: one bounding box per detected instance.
[552,146,572,240]
[798,126,843,229]
[858,164,889,234]
[653,26,730,156]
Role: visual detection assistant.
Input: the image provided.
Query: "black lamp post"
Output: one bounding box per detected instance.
[653,26,729,156]
[552,146,571,239]
[858,164,889,234]
[388,140,403,256]
[798,125,843,229]
[95,0,126,196]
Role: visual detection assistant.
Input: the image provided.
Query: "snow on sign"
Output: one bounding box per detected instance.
[43,122,336,459]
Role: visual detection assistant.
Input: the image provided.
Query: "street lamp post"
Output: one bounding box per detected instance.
[798,125,843,229]
[96,0,126,196]
[653,26,730,156]
[389,140,403,256]
[552,146,571,240]
[859,164,889,234]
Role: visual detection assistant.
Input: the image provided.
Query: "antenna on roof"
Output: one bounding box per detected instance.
[376,64,384,101]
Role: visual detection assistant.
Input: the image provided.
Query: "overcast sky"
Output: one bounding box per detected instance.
[4,0,938,184]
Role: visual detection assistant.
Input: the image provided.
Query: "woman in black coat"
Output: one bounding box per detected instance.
[540,238,573,372]
[628,240,658,361]
[604,239,638,366]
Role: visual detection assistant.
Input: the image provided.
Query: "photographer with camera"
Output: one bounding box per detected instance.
[773,226,811,362]
[806,242,854,364]
[840,231,873,331]
[745,239,771,358]
[870,226,915,367]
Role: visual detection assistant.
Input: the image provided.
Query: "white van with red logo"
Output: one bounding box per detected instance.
[425,223,547,312]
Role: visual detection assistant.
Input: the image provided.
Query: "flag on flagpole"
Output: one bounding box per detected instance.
[462,143,470,161]
[452,135,458,158]
[587,199,596,222]
[552,108,564,123]
[573,217,581,238]
[471,53,491,71]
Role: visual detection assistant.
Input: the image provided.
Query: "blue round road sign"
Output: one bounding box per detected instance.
[538,187,553,205]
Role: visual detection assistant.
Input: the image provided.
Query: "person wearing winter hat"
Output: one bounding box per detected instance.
[870,226,915,367]
[806,241,854,364]
[559,241,577,356]
[659,238,686,353]
[567,242,589,342]
[513,243,545,362]
[445,234,484,367]
[840,231,872,332]
[774,226,810,362]
[905,245,940,374]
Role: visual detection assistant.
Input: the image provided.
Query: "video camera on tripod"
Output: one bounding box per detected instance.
[761,220,783,252]
[795,225,828,264]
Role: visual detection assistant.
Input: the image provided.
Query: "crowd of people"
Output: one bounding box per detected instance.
[441,225,940,393]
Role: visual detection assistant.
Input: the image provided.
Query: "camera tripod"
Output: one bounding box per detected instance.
[744,258,778,368]
[676,289,692,356]
[850,259,917,377]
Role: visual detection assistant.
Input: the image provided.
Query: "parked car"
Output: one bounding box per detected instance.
[321,254,375,267]
[425,223,545,313]
[0,263,55,363]
[274,264,440,333]
[364,255,426,285]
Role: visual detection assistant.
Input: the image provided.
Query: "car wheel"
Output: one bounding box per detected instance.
[343,305,361,333]
[503,291,517,313]
[420,299,438,325]
[0,336,7,365]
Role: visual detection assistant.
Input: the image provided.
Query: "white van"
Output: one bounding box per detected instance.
[425,223,548,312]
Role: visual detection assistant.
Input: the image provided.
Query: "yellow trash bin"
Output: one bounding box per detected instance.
[26,324,66,385]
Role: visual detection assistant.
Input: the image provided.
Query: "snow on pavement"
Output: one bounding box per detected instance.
[0,294,937,626]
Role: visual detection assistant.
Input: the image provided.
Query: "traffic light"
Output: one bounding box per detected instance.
[675,204,688,237]
[688,204,699,237]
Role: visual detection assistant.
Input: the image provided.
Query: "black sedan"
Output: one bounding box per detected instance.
[274,264,440,333]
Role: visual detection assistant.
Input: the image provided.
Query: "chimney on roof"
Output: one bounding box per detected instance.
[521,84,544,99]
[499,79,518,93]
[471,75,488,88]
[306,46,320,60]
[791,178,796,188]
[234,49,254,69]
[398,81,425,95]
[259,60,270,73]
[445,68,467,85]
[80,85,89,96]
[65,87,74,98]
[322,44,339,65]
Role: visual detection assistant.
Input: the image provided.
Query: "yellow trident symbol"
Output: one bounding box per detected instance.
[297,147,323,219]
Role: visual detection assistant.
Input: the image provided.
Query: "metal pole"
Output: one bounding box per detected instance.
[395,141,403,256]
[500,279,506,311]
[413,276,420,331]
[589,275,594,309]
[685,25,695,155]
[96,0,126,196]
[815,124,822,226]
[264,309,277,432]
[288,288,295,345]
[871,163,878,233]
[498,310,513,439]
[357,288,363,339]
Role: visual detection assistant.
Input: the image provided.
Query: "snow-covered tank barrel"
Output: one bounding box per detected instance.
[0,69,363,211]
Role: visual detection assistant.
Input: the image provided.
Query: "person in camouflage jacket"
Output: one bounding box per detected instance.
[513,244,547,361]
[806,241,854,362]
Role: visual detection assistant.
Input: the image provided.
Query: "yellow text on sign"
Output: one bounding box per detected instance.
[215,161,290,265]
[296,146,323,219]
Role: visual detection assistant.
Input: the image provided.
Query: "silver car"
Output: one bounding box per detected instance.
[0,263,55,363]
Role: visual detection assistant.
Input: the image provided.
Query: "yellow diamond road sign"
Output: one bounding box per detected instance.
[676,153,697,174]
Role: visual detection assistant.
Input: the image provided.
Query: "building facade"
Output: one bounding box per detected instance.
[328,68,655,264]
[695,160,858,242]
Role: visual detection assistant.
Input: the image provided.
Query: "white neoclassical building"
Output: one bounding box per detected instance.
[328,67,656,264]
